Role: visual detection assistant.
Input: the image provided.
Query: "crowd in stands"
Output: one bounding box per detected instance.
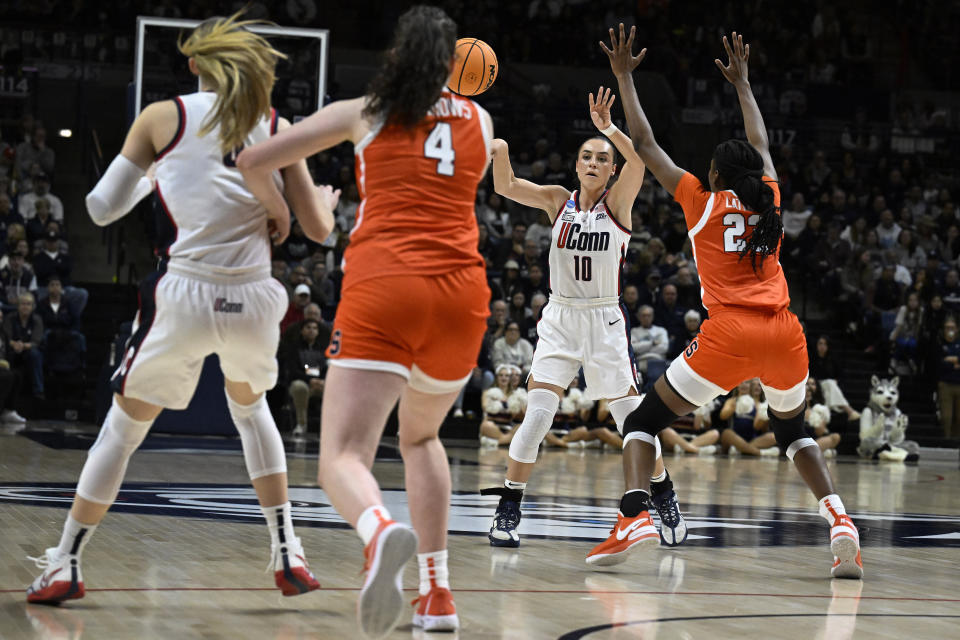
[0,113,88,424]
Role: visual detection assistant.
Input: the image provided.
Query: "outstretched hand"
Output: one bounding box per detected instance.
[599,23,646,77]
[715,31,750,86]
[589,86,616,131]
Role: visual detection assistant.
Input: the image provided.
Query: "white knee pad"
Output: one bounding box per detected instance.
[227,393,287,480]
[76,404,154,505]
[609,395,661,458]
[508,388,560,464]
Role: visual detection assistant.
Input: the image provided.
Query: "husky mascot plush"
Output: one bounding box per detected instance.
[858,375,920,461]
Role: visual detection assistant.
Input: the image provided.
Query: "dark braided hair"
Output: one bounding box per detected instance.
[713,139,781,274]
[363,6,457,130]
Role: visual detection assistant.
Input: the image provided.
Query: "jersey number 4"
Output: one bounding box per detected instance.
[722,212,760,252]
[424,122,455,176]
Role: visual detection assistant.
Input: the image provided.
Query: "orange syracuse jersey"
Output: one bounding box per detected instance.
[673,172,789,313]
[344,90,489,289]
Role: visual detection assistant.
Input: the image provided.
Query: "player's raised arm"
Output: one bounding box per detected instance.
[490,138,570,220]
[715,32,775,179]
[588,85,645,227]
[600,24,685,196]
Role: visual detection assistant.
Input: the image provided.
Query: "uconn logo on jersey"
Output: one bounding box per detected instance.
[556,221,610,252]
[213,298,243,313]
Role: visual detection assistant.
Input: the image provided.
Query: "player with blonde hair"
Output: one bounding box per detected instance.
[27,12,337,604]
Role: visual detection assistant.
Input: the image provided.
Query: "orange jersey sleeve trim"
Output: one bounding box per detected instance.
[673,172,712,230]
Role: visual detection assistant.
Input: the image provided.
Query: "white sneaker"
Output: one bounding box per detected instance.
[673,443,686,455]
[728,445,740,456]
[269,536,320,596]
[359,521,418,638]
[479,435,499,448]
[26,548,85,603]
[760,446,780,457]
[2,409,26,424]
[697,444,718,456]
[292,424,306,440]
[823,448,838,459]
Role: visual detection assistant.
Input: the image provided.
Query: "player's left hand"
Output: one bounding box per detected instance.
[316,184,341,213]
[600,23,646,77]
[589,86,616,131]
[715,31,750,86]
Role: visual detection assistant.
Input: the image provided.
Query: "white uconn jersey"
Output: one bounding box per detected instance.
[152,92,281,272]
[548,189,631,299]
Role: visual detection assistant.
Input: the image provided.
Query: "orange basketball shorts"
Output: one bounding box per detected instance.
[664,306,809,411]
[327,267,490,393]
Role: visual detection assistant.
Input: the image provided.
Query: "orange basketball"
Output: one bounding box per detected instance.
[449,38,498,96]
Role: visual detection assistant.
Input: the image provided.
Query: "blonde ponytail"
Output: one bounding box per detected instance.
[178,11,286,153]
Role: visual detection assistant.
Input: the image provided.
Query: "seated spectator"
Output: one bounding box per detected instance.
[283,318,328,439]
[309,261,335,308]
[937,317,960,440]
[0,309,25,426]
[660,399,720,456]
[26,198,55,245]
[476,192,510,239]
[280,283,312,333]
[3,292,44,399]
[890,292,923,374]
[525,211,553,252]
[34,229,87,320]
[0,192,23,239]
[0,251,37,312]
[518,238,545,276]
[18,173,63,222]
[654,283,687,341]
[631,305,668,374]
[808,335,859,420]
[279,303,326,353]
[804,378,840,457]
[523,263,549,302]
[507,291,532,328]
[525,292,547,345]
[875,209,901,249]
[478,364,526,447]
[672,267,701,310]
[492,223,526,269]
[840,216,869,252]
[15,128,55,188]
[36,275,84,343]
[490,321,534,377]
[719,379,779,456]
[500,260,523,300]
[938,270,960,313]
[669,310,702,359]
[782,192,812,240]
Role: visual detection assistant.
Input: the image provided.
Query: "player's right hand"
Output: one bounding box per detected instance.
[316,184,341,213]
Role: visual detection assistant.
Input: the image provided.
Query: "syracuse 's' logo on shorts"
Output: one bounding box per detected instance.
[329,329,343,356]
[684,340,699,359]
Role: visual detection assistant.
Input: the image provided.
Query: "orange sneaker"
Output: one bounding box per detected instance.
[830,514,863,579]
[585,510,659,566]
[358,520,418,638]
[412,586,459,632]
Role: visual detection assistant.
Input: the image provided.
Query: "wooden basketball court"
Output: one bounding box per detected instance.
[2,424,958,638]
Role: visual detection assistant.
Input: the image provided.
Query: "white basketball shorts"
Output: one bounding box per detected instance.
[528,296,639,400]
[110,263,287,409]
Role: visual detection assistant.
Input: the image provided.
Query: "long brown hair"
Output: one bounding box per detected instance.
[178,11,286,153]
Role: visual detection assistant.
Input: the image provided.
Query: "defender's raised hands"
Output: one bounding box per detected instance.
[589,86,616,131]
[599,23,646,77]
[715,31,750,86]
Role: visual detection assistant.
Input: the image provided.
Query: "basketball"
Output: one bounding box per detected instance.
[449,38,498,96]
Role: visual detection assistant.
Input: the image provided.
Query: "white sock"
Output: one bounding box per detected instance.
[56,514,96,558]
[261,502,297,547]
[418,550,450,595]
[504,478,526,491]
[650,470,667,483]
[819,494,846,526]
[356,505,391,546]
